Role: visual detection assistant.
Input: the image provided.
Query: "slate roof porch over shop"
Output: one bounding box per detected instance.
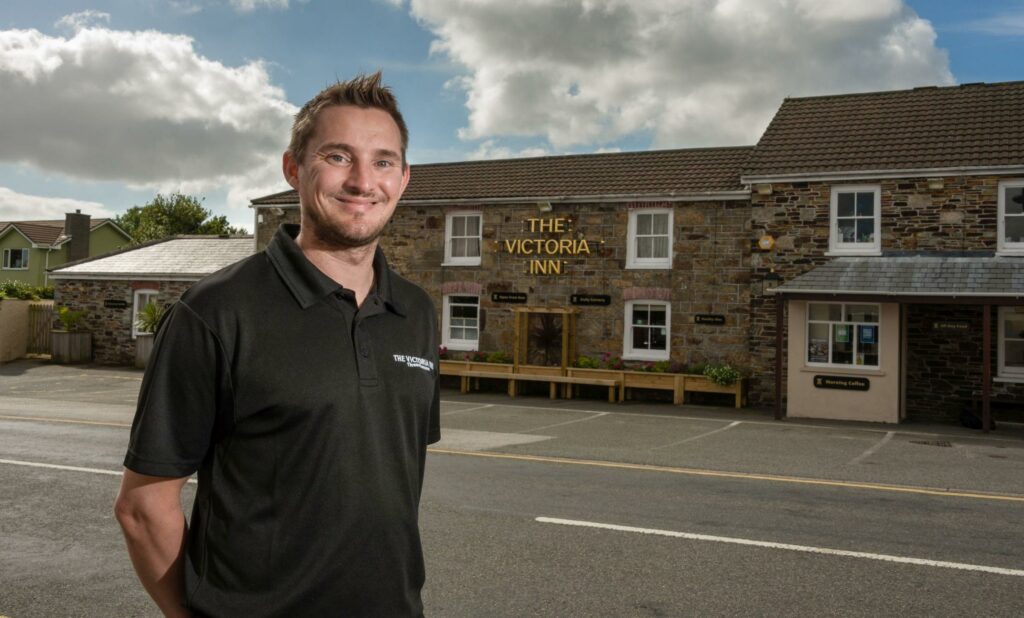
[252,146,754,206]
[773,254,1024,304]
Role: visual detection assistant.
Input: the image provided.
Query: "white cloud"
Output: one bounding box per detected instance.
[467,140,549,161]
[0,26,297,225]
[409,0,953,150]
[961,11,1024,36]
[54,10,112,33]
[229,0,290,12]
[168,1,203,15]
[0,186,115,221]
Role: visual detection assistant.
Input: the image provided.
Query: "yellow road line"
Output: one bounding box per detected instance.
[6,414,1021,503]
[0,414,130,428]
[428,447,1024,503]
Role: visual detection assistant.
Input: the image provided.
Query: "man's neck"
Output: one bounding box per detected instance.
[296,233,377,307]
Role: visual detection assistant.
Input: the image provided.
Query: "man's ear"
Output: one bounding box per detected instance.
[399,163,411,196]
[283,151,300,190]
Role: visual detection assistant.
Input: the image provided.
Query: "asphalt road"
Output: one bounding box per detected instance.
[1,360,1023,617]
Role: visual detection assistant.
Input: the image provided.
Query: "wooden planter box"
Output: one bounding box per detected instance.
[51,330,92,364]
[567,368,746,408]
[135,333,155,369]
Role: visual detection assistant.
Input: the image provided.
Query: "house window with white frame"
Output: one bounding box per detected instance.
[442,294,479,351]
[2,248,29,270]
[829,186,881,254]
[444,212,482,265]
[132,289,159,339]
[998,179,1024,254]
[999,307,1024,379]
[626,209,673,269]
[623,300,670,360]
[806,303,880,368]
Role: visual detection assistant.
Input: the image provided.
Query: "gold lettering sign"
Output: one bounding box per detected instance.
[500,217,597,275]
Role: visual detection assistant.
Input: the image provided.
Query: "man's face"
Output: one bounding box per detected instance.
[284,105,409,250]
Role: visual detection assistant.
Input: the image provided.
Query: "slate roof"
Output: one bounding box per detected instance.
[252,146,754,206]
[0,219,120,246]
[743,81,1024,180]
[776,255,1024,299]
[48,236,254,280]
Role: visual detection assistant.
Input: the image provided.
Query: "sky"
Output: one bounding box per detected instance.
[0,0,1022,232]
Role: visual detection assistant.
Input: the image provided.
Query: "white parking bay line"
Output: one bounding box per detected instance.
[536,517,1024,577]
[524,412,608,433]
[650,421,741,450]
[0,458,197,484]
[849,431,895,465]
[440,403,495,417]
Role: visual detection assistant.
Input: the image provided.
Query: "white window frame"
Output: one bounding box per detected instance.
[623,300,671,361]
[626,208,673,269]
[805,302,881,369]
[443,211,482,266]
[998,306,1024,379]
[997,179,1024,255]
[132,289,159,340]
[2,248,29,270]
[828,185,881,256]
[442,294,480,351]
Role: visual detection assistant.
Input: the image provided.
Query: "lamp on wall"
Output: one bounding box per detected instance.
[537,201,553,213]
[755,183,773,196]
[927,178,945,191]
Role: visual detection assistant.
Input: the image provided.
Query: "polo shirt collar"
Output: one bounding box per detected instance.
[267,224,405,316]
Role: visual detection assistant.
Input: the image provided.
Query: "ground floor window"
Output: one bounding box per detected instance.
[132,289,158,339]
[2,248,29,269]
[443,294,479,351]
[624,300,670,360]
[807,303,879,368]
[999,307,1024,378]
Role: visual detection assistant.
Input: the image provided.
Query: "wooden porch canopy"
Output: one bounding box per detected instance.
[509,306,580,371]
[769,254,1024,431]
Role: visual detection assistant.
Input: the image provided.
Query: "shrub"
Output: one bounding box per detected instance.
[438,345,449,360]
[464,351,488,362]
[599,353,624,370]
[485,351,512,364]
[57,306,86,331]
[574,355,600,369]
[703,363,742,386]
[135,302,167,334]
[0,280,39,300]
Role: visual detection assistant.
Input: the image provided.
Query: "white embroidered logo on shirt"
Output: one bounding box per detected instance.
[393,354,435,372]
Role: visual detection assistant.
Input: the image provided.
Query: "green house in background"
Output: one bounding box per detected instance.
[0,211,132,287]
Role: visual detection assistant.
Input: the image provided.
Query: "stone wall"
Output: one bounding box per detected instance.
[905,304,1024,422]
[255,205,300,250]
[380,200,752,371]
[748,175,1013,407]
[54,279,194,365]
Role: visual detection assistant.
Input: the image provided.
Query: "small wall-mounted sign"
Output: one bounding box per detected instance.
[694,314,726,325]
[932,321,970,331]
[491,292,528,304]
[813,375,870,391]
[103,299,129,309]
[570,294,611,307]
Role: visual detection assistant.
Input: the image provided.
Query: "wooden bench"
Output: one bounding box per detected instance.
[460,371,621,403]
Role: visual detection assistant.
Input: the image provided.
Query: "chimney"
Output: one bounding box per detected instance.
[65,210,91,262]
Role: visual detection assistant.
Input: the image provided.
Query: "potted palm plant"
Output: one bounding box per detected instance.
[51,306,91,363]
[134,301,166,368]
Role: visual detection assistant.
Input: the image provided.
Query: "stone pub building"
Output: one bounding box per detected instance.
[246,81,1021,424]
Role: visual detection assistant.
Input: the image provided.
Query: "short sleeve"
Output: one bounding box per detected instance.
[124,301,233,477]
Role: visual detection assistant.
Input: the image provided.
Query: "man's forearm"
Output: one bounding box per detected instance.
[118,506,190,617]
[115,471,192,618]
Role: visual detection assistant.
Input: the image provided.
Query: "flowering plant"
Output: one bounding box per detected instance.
[703,363,742,386]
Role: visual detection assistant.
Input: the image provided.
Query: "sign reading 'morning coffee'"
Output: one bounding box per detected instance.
[103,299,129,309]
[694,314,725,325]
[813,375,870,391]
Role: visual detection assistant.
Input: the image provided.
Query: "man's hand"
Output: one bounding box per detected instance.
[114,470,191,618]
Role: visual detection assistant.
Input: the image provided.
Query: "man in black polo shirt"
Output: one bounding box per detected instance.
[114,72,441,617]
